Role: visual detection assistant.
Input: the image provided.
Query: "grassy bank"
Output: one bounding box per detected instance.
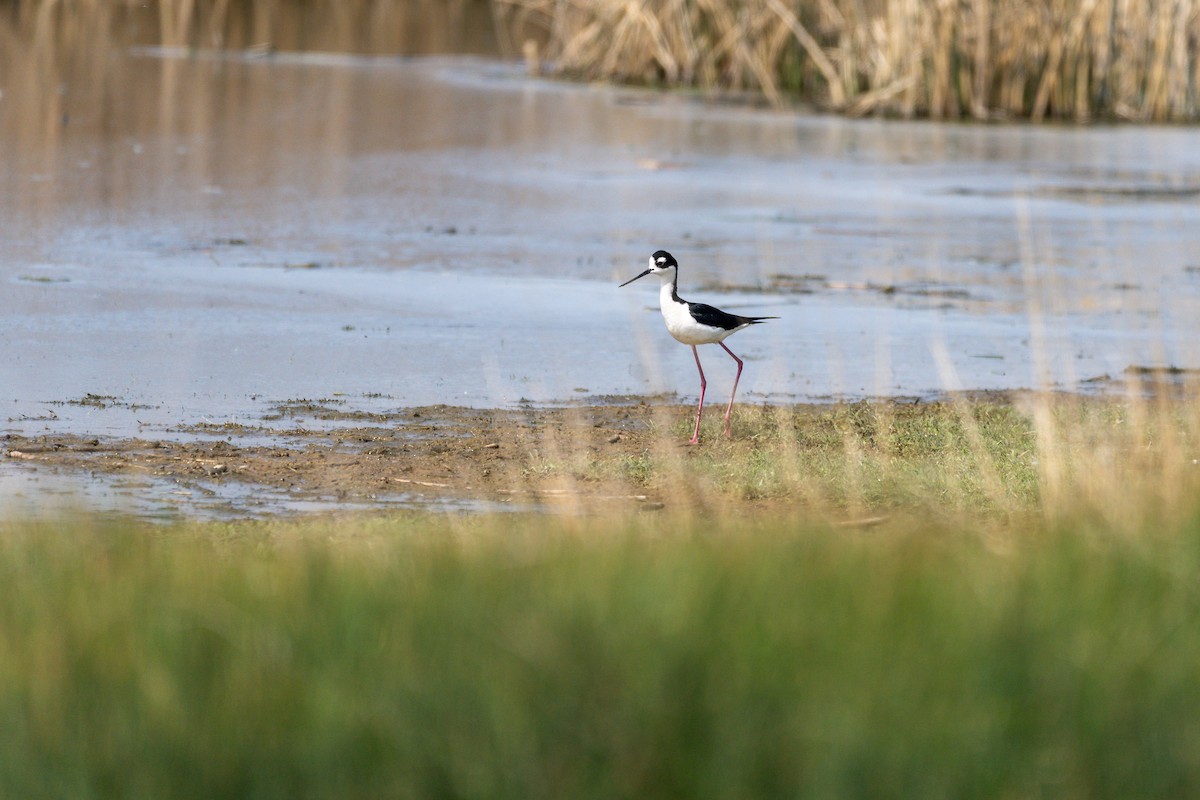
[4,391,1200,796]
[505,390,1200,532]
[1,511,1200,798]
[500,0,1200,122]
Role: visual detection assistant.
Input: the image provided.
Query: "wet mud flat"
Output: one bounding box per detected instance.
[2,401,676,519]
[5,365,1200,522]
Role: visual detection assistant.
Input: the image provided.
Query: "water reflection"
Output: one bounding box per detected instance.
[1,2,1198,434]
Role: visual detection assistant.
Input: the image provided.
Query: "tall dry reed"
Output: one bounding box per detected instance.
[496,0,1200,122]
[11,0,1196,120]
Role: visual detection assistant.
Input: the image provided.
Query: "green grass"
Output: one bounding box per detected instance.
[589,400,1046,518]
[2,510,1200,798]
[3,393,1199,797]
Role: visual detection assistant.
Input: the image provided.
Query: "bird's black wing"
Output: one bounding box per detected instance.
[687,302,778,330]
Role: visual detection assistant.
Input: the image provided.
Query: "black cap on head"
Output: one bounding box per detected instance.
[620,250,678,287]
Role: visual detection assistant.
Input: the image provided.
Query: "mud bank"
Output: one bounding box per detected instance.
[2,402,671,520]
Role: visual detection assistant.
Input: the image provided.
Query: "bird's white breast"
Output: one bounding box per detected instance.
[659,283,735,345]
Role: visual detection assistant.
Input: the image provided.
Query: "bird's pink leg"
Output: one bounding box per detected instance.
[689,345,706,444]
[719,342,743,438]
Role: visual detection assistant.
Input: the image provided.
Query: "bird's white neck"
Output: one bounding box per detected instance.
[655,267,681,304]
[657,269,686,321]
[659,279,680,306]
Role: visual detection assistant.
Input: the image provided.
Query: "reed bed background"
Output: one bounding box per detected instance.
[7,0,1199,121]
[498,0,1200,121]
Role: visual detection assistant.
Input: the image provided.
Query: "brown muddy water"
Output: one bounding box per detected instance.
[3,8,1200,517]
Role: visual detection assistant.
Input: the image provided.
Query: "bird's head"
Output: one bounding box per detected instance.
[619,250,678,287]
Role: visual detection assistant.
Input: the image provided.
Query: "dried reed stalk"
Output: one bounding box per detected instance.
[14,0,1198,120]
[499,0,1200,122]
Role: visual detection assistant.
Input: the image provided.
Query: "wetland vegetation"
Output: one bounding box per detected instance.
[5,505,1200,798]
[5,1,1200,795]
[6,390,1200,795]
[8,0,1200,121]
[501,0,1200,121]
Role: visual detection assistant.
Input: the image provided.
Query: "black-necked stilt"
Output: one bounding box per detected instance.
[621,250,778,444]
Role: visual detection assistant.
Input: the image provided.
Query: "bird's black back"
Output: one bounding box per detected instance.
[687,301,778,331]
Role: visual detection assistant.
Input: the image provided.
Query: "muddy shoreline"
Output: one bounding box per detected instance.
[1,375,1180,521]
[3,402,673,519]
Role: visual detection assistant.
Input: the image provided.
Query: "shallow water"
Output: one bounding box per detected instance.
[3,34,1200,516]
[4,50,1199,436]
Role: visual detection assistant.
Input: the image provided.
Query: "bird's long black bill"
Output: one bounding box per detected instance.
[619,268,652,287]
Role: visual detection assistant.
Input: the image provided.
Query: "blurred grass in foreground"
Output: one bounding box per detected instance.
[2,505,1200,798]
[3,388,1200,797]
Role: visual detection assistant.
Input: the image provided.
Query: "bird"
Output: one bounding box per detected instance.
[620,250,777,444]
